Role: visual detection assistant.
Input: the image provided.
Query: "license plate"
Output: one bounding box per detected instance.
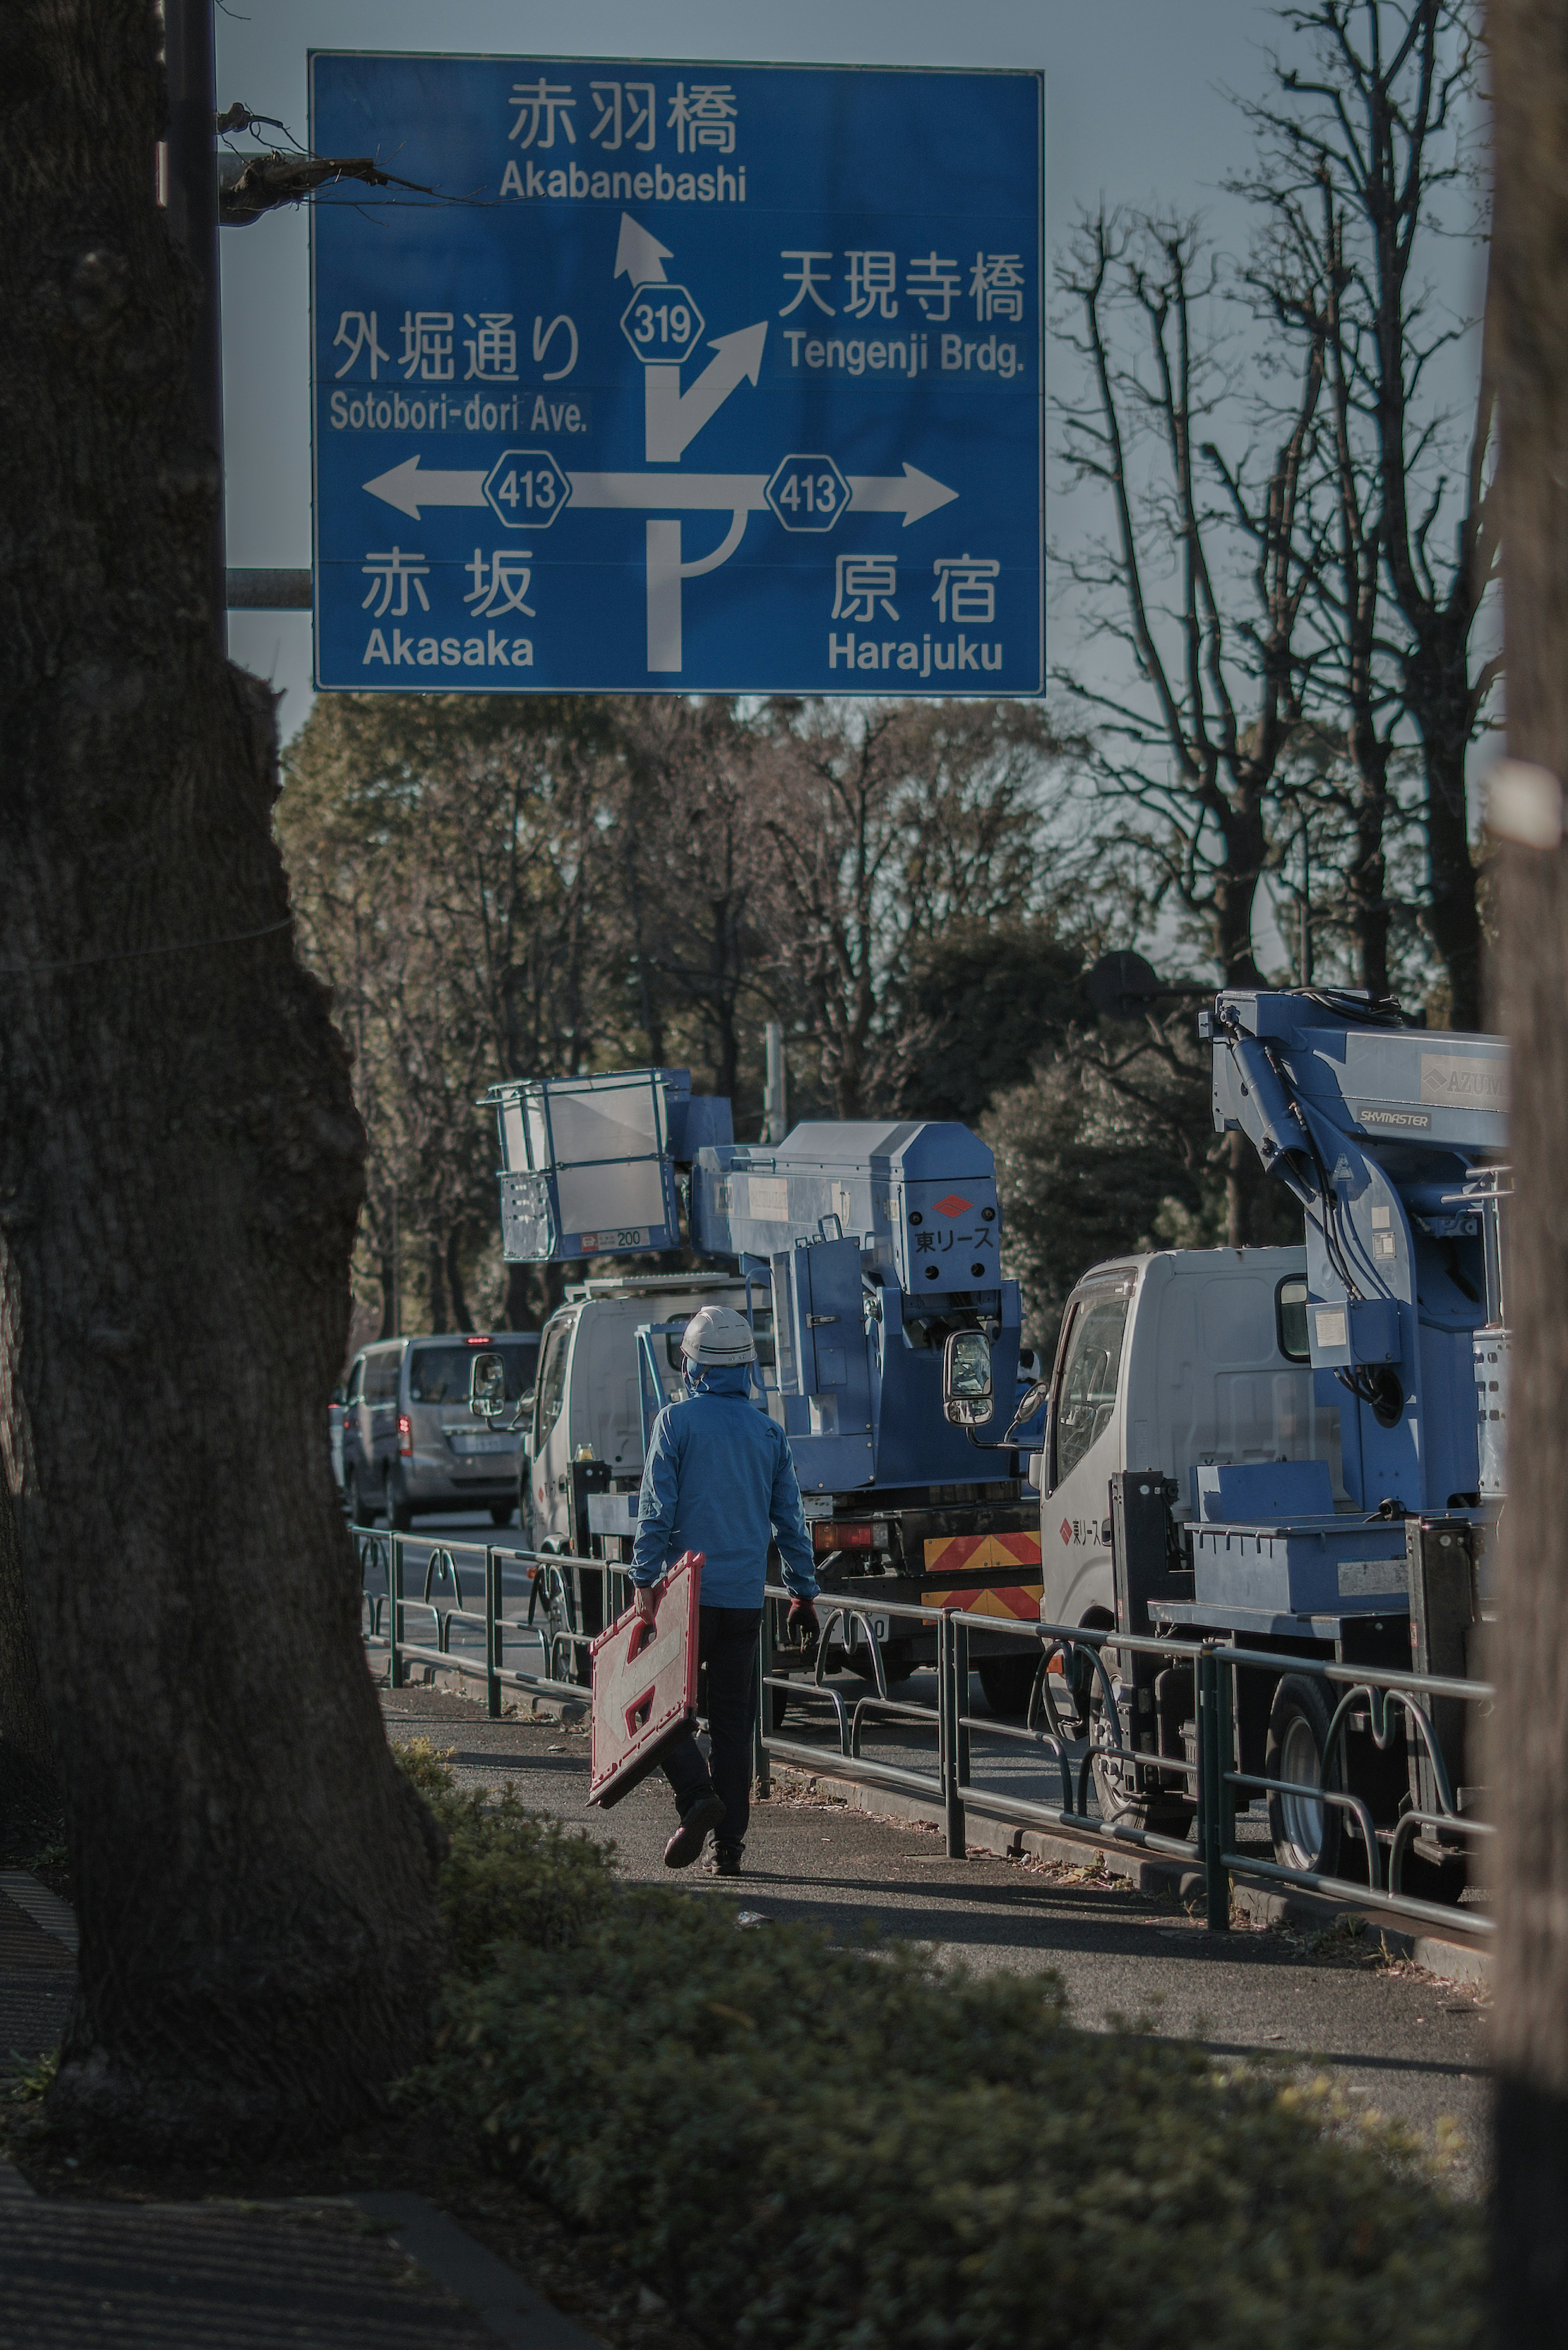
[449,1432,513,1455]
[831,1612,889,1646]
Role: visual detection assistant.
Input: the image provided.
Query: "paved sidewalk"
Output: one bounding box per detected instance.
[384,1687,1493,2191]
[0,1880,601,2350]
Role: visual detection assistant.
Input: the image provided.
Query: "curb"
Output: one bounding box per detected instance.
[0,1871,78,1954]
[349,2193,601,2348]
[778,1765,1491,1986]
[377,1661,588,1724]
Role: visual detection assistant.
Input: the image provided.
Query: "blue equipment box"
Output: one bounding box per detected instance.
[1190,1515,1408,1616]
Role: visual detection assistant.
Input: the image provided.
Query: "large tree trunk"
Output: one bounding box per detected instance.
[0,1481,59,1855]
[0,0,443,2158]
[1485,6,1568,2338]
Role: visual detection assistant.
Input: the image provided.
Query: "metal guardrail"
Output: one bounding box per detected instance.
[355,1529,1492,1943]
[355,1525,617,1717]
[750,1584,1493,1942]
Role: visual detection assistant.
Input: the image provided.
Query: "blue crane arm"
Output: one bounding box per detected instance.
[1205,989,1509,1512]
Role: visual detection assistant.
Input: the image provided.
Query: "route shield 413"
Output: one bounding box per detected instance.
[311,54,1044,694]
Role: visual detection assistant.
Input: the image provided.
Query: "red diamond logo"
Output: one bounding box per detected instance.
[933,1193,972,1218]
[1059,1517,1073,1547]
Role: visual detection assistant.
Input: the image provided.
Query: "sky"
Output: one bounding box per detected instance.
[217,0,1284,740]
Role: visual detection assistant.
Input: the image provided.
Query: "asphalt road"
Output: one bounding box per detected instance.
[351,1504,550,1681]
[381,1683,1492,2194]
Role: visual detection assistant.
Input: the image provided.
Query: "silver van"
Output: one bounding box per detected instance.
[342,1332,540,1528]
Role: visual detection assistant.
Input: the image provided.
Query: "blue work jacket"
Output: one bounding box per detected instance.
[631,1365,819,1608]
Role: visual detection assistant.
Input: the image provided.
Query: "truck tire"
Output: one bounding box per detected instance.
[978,1652,1041,1719]
[490,1502,514,1528]
[346,1468,376,1527]
[1265,1674,1343,1878]
[1089,1687,1191,1838]
[849,1638,915,1689]
[385,1469,414,1533]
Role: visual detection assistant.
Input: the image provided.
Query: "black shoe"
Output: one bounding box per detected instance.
[664,1792,726,1869]
[708,1843,744,1878]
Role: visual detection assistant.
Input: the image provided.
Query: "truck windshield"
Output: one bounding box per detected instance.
[409,1340,538,1404]
[1051,1291,1129,1488]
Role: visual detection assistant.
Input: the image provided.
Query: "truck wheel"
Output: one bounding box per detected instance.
[385,1470,414,1533]
[1089,1689,1191,1837]
[849,1639,915,1688]
[1265,1675,1343,1877]
[978,1653,1041,1719]
[489,1502,514,1528]
[346,1469,376,1526]
[1398,1846,1468,1905]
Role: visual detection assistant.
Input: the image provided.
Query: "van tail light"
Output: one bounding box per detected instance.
[397,1413,412,1458]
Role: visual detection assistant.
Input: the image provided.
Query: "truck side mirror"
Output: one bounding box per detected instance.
[1003,1377,1051,1440]
[942,1329,994,1426]
[470,1350,507,1422]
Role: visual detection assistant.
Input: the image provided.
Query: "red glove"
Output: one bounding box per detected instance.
[787,1596,820,1646]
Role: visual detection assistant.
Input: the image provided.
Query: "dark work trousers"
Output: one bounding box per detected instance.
[662,1604,762,1850]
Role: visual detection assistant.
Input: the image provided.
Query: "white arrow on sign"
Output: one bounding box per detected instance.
[569,472,768,511]
[644,321,768,463]
[614,212,673,287]
[363,457,958,526]
[846,463,960,527]
[362,455,486,519]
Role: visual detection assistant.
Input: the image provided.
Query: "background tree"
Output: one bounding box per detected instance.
[759,698,1063,1117]
[616,698,774,1104]
[281,692,629,1335]
[1240,0,1499,1025]
[1484,0,1568,2334]
[985,1011,1226,1354]
[887,916,1089,1126]
[1055,209,1327,1238]
[0,0,443,2156]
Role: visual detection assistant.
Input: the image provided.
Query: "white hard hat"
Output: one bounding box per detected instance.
[680,1303,757,1367]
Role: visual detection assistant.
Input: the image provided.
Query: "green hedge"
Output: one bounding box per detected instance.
[401,1742,1483,2350]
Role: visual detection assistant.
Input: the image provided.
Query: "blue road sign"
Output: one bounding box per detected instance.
[310,55,1043,695]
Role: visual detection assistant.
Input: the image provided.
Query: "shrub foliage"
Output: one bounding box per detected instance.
[401,1743,1483,2350]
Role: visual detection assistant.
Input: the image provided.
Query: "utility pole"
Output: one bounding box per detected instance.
[762,1022,788,1144]
[162,0,226,653]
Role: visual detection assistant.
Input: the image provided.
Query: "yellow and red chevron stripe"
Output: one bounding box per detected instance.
[922,1529,1042,1616]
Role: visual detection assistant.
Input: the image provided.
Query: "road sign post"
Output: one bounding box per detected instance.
[311,55,1043,695]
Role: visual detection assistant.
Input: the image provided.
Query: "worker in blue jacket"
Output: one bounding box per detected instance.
[632,1303,819,1875]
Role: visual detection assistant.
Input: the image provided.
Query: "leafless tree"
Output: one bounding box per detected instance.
[1055,211,1328,1235]
[1238,0,1499,1025]
[757,700,1060,1117]
[1055,212,1326,987]
[617,700,775,1101]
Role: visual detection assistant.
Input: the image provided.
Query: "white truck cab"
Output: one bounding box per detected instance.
[1038,1247,1347,1633]
[525,1273,753,1551]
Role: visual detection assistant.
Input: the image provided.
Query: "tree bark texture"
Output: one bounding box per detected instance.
[0,1,443,2157]
[1485,4,1568,2336]
[0,1476,60,1853]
